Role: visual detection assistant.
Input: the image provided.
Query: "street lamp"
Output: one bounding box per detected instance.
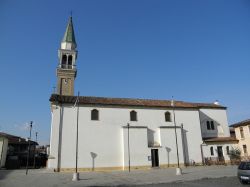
[171,97,182,175]
[72,92,80,181]
[26,121,33,175]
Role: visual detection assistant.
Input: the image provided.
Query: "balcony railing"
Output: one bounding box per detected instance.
[59,64,76,69]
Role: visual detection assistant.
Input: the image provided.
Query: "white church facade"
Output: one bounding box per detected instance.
[48,17,238,172]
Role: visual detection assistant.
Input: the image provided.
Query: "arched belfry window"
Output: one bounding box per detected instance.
[68,55,73,68]
[91,109,99,120]
[130,110,137,121]
[165,112,171,122]
[62,55,67,68]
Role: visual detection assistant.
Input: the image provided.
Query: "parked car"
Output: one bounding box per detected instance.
[238,161,250,184]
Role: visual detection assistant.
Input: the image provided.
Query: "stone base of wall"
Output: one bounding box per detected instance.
[53,163,189,172]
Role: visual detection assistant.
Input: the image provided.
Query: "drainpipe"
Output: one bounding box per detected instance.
[200,142,206,165]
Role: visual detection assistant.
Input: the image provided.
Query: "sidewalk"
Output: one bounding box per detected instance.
[0,165,237,187]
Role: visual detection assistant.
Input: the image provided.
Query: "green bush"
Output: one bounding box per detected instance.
[229,147,241,159]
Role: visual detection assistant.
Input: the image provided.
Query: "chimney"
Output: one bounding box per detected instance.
[214,100,219,105]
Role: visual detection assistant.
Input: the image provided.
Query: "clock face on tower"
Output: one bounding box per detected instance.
[64,79,68,85]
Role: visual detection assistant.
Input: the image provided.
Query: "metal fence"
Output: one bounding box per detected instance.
[204,156,250,166]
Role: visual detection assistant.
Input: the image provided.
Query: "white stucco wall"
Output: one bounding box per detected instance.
[48,104,228,170]
[123,127,150,168]
[202,143,238,161]
[160,127,184,165]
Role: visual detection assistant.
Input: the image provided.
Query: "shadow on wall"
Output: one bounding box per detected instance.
[90,152,97,171]
[199,111,220,137]
[58,106,64,171]
[165,147,171,167]
[147,129,155,146]
[181,127,190,166]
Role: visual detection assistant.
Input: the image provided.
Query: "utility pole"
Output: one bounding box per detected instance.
[171,97,182,175]
[26,121,33,175]
[33,132,38,168]
[72,92,80,181]
[127,123,131,172]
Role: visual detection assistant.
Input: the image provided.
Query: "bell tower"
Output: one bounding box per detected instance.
[57,16,77,96]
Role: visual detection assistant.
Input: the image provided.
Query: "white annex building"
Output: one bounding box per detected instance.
[48,17,238,172]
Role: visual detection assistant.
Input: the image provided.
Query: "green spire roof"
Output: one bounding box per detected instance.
[62,16,76,44]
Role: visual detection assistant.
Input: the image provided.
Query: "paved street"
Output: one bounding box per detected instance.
[0,166,239,187]
[130,177,240,187]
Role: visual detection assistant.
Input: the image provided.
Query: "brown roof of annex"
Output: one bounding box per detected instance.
[0,132,38,145]
[49,94,226,109]
[230,119,250,128]
[203,137,239,143]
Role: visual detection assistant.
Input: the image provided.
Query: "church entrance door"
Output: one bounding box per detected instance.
[151,149,159,167]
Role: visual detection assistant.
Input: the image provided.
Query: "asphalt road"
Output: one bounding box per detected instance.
[121,177,242,187]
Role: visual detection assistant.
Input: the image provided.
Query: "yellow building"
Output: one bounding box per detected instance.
[231,119,250,156]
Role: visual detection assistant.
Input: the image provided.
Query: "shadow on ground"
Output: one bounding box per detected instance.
[0,169,13,180]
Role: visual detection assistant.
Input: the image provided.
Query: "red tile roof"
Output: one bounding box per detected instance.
[230,119,250,128]
[49,94,226,109]
[0,132,37,145]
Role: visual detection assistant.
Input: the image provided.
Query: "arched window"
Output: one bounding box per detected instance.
[68,55,73,68]
[210,147,214,156]
[62,55,67,68]
[130,110,137,121]
[165,112,171,122]
[91,109,99,120]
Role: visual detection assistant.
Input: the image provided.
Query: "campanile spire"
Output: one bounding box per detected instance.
[56,16,78,96]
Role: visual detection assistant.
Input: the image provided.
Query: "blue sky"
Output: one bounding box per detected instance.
[0,0,249,145]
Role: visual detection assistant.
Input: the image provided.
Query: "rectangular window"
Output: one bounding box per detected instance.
[210,147,214,156]
[240,127,245,138]
[211,121,215,130]
[243,144,248,155]
[226,146,230,155]
[207,121,211,130]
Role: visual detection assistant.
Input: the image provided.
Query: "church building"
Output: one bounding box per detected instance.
[48,17,238,172]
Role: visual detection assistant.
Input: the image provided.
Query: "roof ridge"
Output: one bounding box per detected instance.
[50,94,226,109]
[231,119,250,127]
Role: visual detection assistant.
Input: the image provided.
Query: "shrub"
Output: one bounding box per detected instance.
[229,147,241,159]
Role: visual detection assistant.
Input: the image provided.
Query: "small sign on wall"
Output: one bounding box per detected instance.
[148,156,151,161]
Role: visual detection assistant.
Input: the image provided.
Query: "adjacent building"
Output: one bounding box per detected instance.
[0,132,38,169]
[231,119,250,156]
[48,17,237,172]
[0,136,8,168]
